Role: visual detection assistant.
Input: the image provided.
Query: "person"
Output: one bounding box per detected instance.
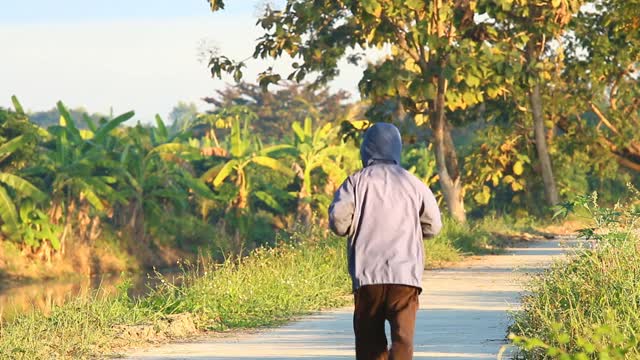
[328,122,442,360]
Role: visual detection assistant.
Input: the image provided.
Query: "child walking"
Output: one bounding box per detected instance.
[329,123,442,360]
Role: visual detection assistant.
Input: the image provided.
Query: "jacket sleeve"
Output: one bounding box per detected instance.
[328,177,355,237]
[420,185,443,238]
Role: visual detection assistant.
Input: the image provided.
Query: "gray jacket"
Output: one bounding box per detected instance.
[328,123,442,292]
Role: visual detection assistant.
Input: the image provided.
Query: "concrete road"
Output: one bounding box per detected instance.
[126,238,578,360]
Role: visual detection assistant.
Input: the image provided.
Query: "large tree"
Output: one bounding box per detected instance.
[483,0,587,207]
[206,0,513,223]
[564,0,640,172]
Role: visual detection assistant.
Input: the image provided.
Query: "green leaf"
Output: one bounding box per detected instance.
[0,135,26,162]
[0,186,19,232]
[292,121,305,141]
[11,95,24,114]
[93,111,135,143]
[82,188,105,211]
[57,101,80,136]
[254,191,285,213]
[200,163,224,183]
[362,0,382,16]
[155,114,169,141]
[0,173,47,202]
[83,114,98,133]
[303,117,313,138]
[465,74,481,87]
[252,156,294,177]
[148,143,195,158]
[180,172,219,201]
[212,160,237,187]
[258,144,296,156]
[422,83,437,100]
[405,0,425,11]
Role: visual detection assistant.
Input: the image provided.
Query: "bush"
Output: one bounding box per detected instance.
[509,190,640,359]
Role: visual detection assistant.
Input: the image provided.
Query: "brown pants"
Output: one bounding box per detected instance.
[353,284,419,360]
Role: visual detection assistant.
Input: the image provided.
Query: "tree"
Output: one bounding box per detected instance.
[203,81,352,141]
[168,101,199,134]
[484,0,587,207]
[564,0,640,172]
[206,0,512,223]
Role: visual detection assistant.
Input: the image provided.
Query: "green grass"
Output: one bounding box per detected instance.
[0,221,512,359]
[425,217,507,266]
[509,192,640,359]
[0,226,351,359]
[509,238,640,359]
[139,227,351,329]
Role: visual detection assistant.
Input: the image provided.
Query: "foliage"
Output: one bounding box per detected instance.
[463,125,531,207]
[509,189,640,358]
[564,0,640,172]
[203,81,353,141]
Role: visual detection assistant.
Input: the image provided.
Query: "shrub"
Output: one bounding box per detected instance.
[509,190,640,359]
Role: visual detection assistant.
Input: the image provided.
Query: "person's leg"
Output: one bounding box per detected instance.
[385,285,419,360]
[353,284,389,360]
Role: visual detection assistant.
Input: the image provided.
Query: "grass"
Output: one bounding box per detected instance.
[424,216,512,267]
[509,192,640,359]
[509,238,640,359]
[140,227,351,329]
[0,219,515,359]
[0,226,351,359]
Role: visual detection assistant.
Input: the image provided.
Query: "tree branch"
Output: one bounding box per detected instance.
[590,102,621,136]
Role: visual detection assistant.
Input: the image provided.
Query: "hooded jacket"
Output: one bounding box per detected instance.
[328,123,442,292]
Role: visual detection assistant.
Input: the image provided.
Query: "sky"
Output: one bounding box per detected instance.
[0,0,366,123]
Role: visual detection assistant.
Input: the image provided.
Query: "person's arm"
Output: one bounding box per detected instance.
[420,185,442,238]
[328,177,355,236]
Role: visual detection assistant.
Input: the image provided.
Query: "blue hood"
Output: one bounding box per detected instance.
[360,123,402,167]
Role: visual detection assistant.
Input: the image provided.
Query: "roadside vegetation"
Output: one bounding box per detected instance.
[0,0,638,357]
[0,222,500,358]
[509,189,640,359]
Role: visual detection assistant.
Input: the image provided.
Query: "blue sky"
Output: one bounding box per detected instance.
[0,0,363,123]
[0,0,246,23]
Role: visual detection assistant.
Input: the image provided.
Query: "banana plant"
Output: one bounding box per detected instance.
[118,117,218,243]
[201,108,294,211]
[25,102,134,250]
[0,136,48,241]
[290,117,350,223]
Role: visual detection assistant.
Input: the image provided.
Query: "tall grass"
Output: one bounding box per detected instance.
[509,191,640,359]
[140,227,351,329]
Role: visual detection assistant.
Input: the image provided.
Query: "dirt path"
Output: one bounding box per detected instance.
[126,238,578,360]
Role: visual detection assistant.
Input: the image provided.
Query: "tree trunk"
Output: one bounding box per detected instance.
[529,81,559,207]
[431,73,466,223]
